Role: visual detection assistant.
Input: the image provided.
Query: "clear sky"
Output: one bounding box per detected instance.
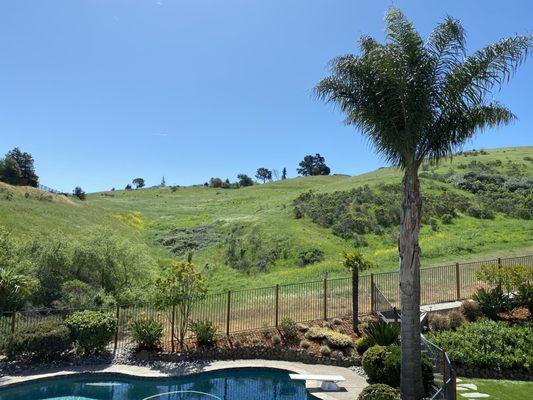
[0,0,531,192]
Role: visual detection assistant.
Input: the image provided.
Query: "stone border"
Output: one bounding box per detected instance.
[0,359,368,400]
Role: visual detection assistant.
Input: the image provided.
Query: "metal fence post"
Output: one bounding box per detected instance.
[442,349,447,388]
[323,274,328,320]
[275,284,279,328]
[226,290,232,336]
[370,273,375,314]
[455,262,461,300]
[10,311,16,334]
[113,304,120,353]
[171,305,176,353]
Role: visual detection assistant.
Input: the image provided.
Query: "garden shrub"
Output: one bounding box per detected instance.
[271,334,281,345]
[304,326,330,340]
[357,383,400,400]
[299,339,310,349]
[332,317,343,325]
[428,313,451,332]
[476,263,533,295]
[441,214,454,224]
[280,317,299,342]
[4,321,71,360]
[355,336,375,355]
[460,300,482,322]
[65,310,116,355]
[447,309,466,329]
[428,319,533,371]
[297,248,324,266]
[473,287,510,320]
[514,283,533,314]
[325,331,353,348]
[130,315,163,350]
[362,345,433,393]
[363,321,400,345]
[190,320,217,346]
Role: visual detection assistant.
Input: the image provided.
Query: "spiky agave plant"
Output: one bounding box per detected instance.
[316,7,531,399]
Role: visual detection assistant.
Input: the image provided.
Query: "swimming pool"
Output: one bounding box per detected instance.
[0,368,317,400]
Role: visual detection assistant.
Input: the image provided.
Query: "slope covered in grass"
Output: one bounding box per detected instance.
[1,147,531,292]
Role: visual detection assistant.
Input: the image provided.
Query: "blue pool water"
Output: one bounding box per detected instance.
[0,368,316,400]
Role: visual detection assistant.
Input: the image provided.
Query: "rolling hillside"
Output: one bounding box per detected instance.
[1,146,532,292]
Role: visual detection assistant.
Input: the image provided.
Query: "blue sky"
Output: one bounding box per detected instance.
[0,0,531,192]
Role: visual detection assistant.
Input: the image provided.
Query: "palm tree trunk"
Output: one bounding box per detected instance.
[399,167,424,400]
[352,268,359,333]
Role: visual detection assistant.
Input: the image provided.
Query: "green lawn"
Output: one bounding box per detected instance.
[458,378,533,400]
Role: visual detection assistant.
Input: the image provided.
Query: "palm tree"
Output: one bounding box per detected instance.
[316,8,531,399]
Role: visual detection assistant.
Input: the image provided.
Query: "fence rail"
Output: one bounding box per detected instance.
[1,254,531,356]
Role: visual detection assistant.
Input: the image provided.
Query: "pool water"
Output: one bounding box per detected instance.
[0,368,316,400]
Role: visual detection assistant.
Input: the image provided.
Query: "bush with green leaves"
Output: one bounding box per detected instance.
[325,331,353,349]
[355,336,375,355]
[271,334,281,345]
[299,339,310,349]
[3,321,71,360]
[65,311,116,355]
[514,282,533,314]
[362,345,433,393]
[472,287,510,320]
[190,320,217,346]
[130,316,163,350]
[363,321,400,345]
[428,319,533,371]
[280,317,299,342]
[297,248,325,266]
[358,384,400,400]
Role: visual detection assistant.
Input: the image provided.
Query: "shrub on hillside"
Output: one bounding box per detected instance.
[190,320,217,346]
[130,315,163,350]
[473,287,510,320]
[466,205,494,219]
[280,317,299,342]
[428,319,533,370]
[65,311,116,355]
[355,336,375,355]
[4,321,71,360]
[363,321,400,346]
[460,300,482,322]
[358,384,400,400]
[362,345,433,393]
[297,248,324,266]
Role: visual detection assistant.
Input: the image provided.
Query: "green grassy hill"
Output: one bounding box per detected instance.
[1,146,532,292]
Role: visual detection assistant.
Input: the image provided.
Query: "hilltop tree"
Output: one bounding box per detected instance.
[297,154,331,176]
[237,174,254,187]
[125,184,132,190]
[316,7,531,398]
[0,157,22,185]
[255,168,272,183]
[161,176,166,187]
[132,178,145,189]
[281,167,287,180]
[73,186,86,200]
[3,147,38,187]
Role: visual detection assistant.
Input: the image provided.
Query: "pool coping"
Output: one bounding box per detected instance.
[0,360,367,400]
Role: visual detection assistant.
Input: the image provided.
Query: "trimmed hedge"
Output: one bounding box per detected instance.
[65,310,116,355]
[358,384,400,400]
[428,319,533,371]
[362,345,434,394]
[3,321,71,360]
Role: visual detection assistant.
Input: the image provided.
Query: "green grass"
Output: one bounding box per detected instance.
[0,146,532,292]
[458,378,533,400]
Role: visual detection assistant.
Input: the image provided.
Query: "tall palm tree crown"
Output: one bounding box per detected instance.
[315,7,531,400]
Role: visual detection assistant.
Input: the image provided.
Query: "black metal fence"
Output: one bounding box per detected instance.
[1,254,531,356]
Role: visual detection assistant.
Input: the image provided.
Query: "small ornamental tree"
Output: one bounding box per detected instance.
[341,250,373,332]
[255,168,272,183]
[155,261,207,351]
[132,178,145,189]
[73,186,86,200]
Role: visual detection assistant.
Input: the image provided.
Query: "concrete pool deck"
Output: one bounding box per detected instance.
[0,359,368,400]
